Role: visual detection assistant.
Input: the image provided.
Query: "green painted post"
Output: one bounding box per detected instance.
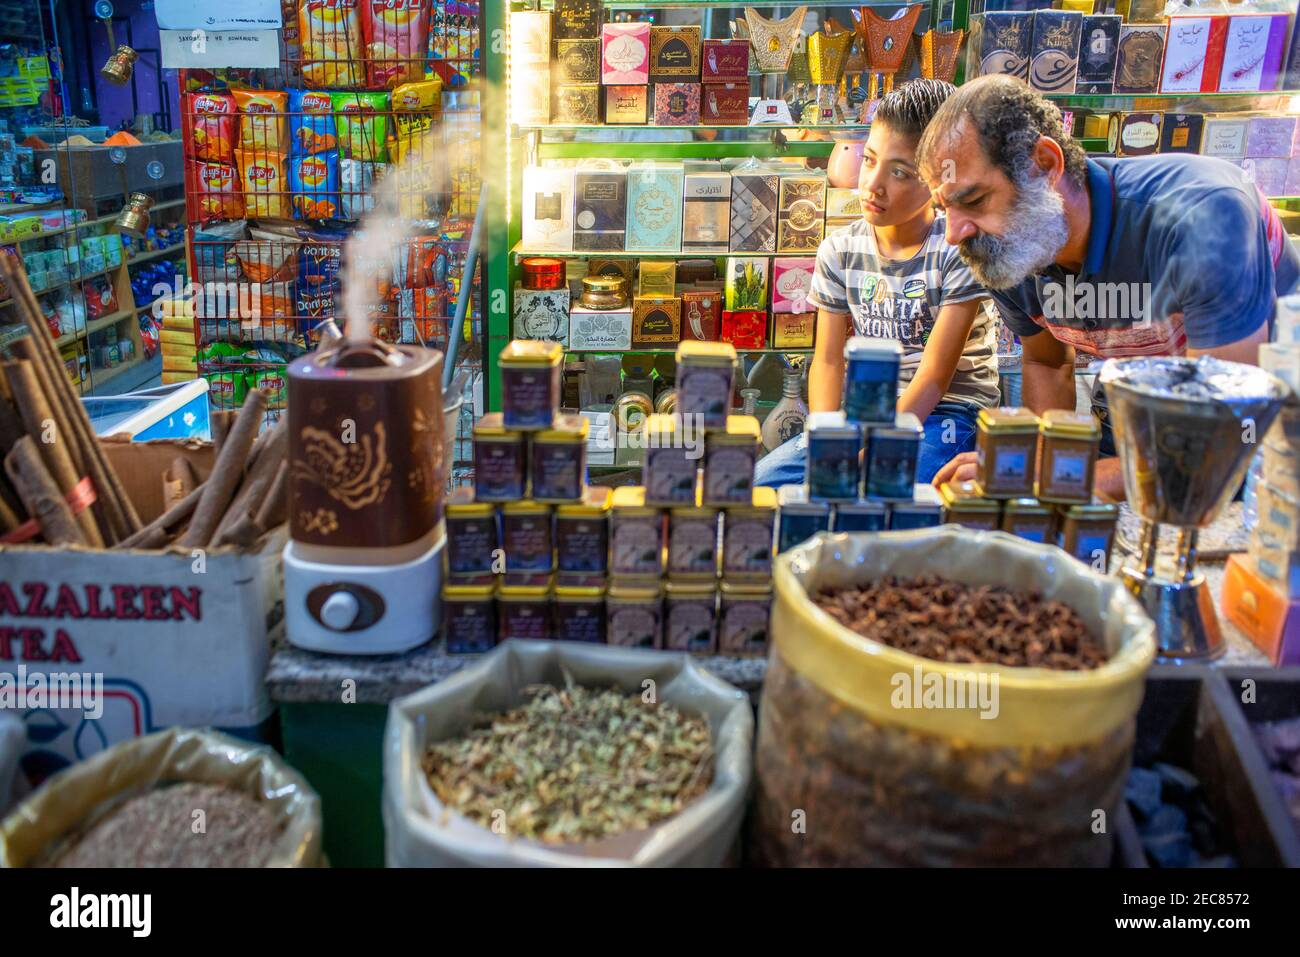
[483,0,510,412]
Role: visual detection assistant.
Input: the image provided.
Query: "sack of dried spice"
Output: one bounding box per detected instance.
[753,526,1157,867]
[383,640,754,867]
[0,728,323,867]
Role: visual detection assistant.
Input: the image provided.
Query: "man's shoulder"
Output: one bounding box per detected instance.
[1103,154,1254,212]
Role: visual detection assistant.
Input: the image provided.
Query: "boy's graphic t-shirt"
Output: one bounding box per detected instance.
[807,214,1000,409]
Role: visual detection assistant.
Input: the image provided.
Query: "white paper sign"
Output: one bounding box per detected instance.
[159,29,281,69]
[155,0,281,30]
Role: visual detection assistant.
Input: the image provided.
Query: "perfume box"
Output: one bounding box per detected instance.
[511,10,552,64]
[569,307,633,350]
[681,290,722,341]
[551,84,601,124]
[825,188,862,232]
[683,170,732,254]
[555,39,601,84]
[651,26,702,79]
[573,167,627,252]
[1114,24,1167,94]
[588,258,635,283]
[605,85,649,124]
[729,169,779,253]
[772,311,816,349]
[677,258,718,283]
[511,58,551,126]
[1243,158,1289,197]
[721,310,767,350]
[513,287,571,346]
[1160,16,1228,94]
[724,256,770,312]
[1108,112,1162,156]
[702,39,750,82]
[632,296,682,345]
[700,83,749,125]
[625,161,685,252]
[553,0,601,40]
[638,260,677,297]
[1075,14,1121,94]
[1247,115,1298,158]
[777,174,827,255]
[772,257,816,314]
[968,12,1033,81]
[1285,157,1300,198]
[1284,13,1300,90]
[1201,115,1249,158]
[1159,113,1205,153]
[1219,14,1290,93]
[522,165,576,251]
[1029,11,1083,93]
[602,22,651,85]
[654,82,702,125]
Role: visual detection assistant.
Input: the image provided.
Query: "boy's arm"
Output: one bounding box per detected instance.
[898,299,983,422]
[809,309,851,412]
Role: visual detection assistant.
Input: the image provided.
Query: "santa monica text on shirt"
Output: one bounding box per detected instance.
[1041,275,1153,323]
[890,665,1000,720]
[50,888,151,938]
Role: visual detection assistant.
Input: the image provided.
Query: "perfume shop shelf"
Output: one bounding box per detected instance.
[517,123,873,133]
[564,346,814,354]
[1047,90,1300,107]
[513,244,819,261]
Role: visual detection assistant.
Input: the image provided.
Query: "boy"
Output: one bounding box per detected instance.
[755,78,997,486]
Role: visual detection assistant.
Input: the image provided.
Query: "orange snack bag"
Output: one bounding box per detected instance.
[235,149,291,220]
[362,0,430,89]
[300,0,364,89]
[186,92,237,164]
[188,159,244,222]
[233,89,289,153]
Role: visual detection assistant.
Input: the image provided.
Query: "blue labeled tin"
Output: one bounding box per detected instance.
[805,411,862,502]
[843,337,902,425]
[833,500,888,533]
[777,484,831,552]
[865,412,923,501]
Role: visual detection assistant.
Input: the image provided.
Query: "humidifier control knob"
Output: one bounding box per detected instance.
[320,590,361,631]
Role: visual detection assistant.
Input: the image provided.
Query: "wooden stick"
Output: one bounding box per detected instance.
[2,258,141,540]
[253,459,288,530]
[1,359,104,547]
[162,456,199,512]
[211,421,286,544]
[179,390,266,548]
[212,448,287,548]
[116,484,204,549]
[0,492,20,533]
[211,410,234,458]
[5,436,86,546]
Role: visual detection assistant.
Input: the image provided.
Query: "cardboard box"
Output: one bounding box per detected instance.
[569,307,633,350]
[682,169,731,254]
[632,296,681,345]
[551,84,601,124]
[637,260,677,297]
[624,161,684,252]
[1284,10,1300,90]
[721,310,766,349]
[1257,479,1300,549]
[650,26,701,79]
[1221,553,1300,666]
[724,256,770,312]
[1108,112,1162,156]
[0,439,280,774]
[602,22,651,85]
[605,85,648,124]
[967,12,1033,81]
[522,164,576,251]
[681,290,722,341]
[1030,11,1083,93]
[1242,157,1289,197]
[1076,14,1122,94]
[1252,528,1300,598]
[587,258,635,283]
[1219,13,1289,93]
[553,0,601,40]
[702,39,750,81]
[1246,115,1297,158]
[653,82,701,125]
[1201,114,1249,158]
[772,257,816,313]
[555,40,601,84]
[513,286,571,345]
[700,83,749,125]
[772,311,816,348]
[1160,112,1204,153]
[1160,15,1228,94]
[825,187,862,232]
[729,169,779,253]
[573,167,627,252]
[1114,24,1166,94]
[777,173,827,254]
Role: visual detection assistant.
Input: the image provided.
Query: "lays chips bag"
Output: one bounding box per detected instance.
[390,77,442,113]
[235,149,291,220]
[188,159,245,223]
[290,152,341,221]
[288,88,338,157]
[233,89,289,154]
[361,0,430,89]
[300,0,364,89]
[186,92,237,164]
[331,91,390,162]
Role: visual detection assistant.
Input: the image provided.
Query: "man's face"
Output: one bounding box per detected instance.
[922,116,1070,289]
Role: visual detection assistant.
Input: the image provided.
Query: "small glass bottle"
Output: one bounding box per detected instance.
[761,367,809,452]
[740,388,760,418]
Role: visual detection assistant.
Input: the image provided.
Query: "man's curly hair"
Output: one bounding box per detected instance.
[917,74,1088,187]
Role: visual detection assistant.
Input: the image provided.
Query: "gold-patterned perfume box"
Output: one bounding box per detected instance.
[605,85,649,124]
[551,84,601,124]
[650,26,702,78]
[777,175,827,254]
[632,296,682,344]
[555,40,601,84]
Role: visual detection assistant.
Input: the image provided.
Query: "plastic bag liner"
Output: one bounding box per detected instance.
[754,527,1156,867]
[0,728,322,867]
[384,639,754,867]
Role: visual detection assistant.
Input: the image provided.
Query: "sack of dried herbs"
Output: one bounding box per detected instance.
[0,728,323,868]
[384,639,754,867]
[752,526,1156,867]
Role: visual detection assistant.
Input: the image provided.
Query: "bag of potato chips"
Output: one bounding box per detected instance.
[186,92,237,164]
[390,77,442,112]
[233,89,289,154]
[361,0,430,89]
[300,0,364,89]
[188,159,245,223]
[288,88,338,156]
[331,91,390,162]
[290,152,341,221]
[235,149,291,220]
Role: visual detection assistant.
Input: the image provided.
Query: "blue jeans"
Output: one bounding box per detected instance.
[754,401,982,488]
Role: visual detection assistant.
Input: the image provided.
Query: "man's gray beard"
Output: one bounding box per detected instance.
[958,170,1070,290]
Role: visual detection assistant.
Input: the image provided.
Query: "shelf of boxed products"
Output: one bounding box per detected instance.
[0,264,119,310]
[514,244,805,261]
[86,352,145,389]
[53,307,134,348]
[516,123,874,133]
[1047,90,1300,107]
[6,199,187,246]
[125,244,187,268]
[566,345,812,354]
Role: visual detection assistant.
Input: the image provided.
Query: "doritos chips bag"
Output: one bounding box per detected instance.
[298,229,345,287]
[362,0,430,89]
[189,159,245,223]
[288,88,338,157]
[331,91,390,162]
[300,0,364,89]
[290,152,341,221]
[186,92,237,164]
[233,89,289,153]
[235,149,291,220]
[296,281,339,324]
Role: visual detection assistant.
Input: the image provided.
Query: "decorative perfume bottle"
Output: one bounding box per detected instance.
[762,367,809,452]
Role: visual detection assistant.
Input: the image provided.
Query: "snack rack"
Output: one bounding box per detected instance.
[175,0,483,446]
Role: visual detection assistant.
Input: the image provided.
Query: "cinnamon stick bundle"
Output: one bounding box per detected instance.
[5,436,86,546]
[162,456,199,512]
[117,484,203,549]
[179,389,266,548]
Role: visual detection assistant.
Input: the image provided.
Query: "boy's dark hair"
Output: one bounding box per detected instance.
[917,74,1088,188]
[872,78,958,139]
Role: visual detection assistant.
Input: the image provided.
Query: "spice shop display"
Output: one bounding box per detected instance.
[754,527,1157,866]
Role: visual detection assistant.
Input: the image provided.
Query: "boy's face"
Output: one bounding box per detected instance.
[858,121,933,228]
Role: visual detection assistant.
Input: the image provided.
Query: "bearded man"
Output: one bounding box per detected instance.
[918,75,1299,498]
